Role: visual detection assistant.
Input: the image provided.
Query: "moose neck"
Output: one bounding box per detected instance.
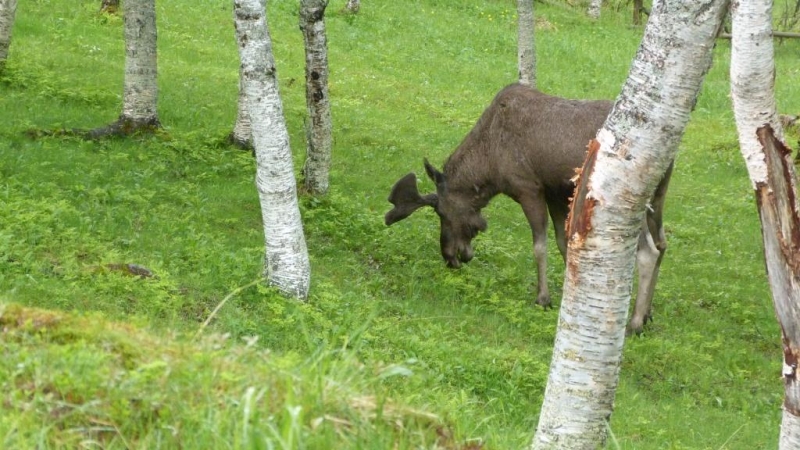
[442,143,500,211]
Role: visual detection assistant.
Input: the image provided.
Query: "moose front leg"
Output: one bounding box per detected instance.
[629,217,667,335]
[521,194,552,308]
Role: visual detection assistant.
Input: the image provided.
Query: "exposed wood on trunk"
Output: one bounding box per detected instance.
[731,0,800,444]
[755,126,800,448]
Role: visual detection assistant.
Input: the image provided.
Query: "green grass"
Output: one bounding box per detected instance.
[1,0,799,448]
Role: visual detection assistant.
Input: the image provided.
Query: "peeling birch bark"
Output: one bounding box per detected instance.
[299,0,333,195]
[755,127,800,449]
[0,0,18,70]
[234,0,311,300]
[532,0,729,447]
[517,0,536,87]
[731,1,800,446]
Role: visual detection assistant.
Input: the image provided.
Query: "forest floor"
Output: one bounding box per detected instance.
[2,0,800,448]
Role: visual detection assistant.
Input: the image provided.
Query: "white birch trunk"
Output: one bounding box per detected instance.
[0,0,17,68]
[730,1,800,447]
[532,0,729,447]
[344,0,360,14]
[121,0,159,127]
[234,0,311,300]
[587,0,602,19]
[299,0,333,195]
[231,67,252,148]
[517,0,536,87]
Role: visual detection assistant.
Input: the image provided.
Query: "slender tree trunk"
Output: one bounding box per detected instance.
[532,0,729,447]
[230,66,253,149]
[299,0,333,195]
[0,0,17,71]
[730,0,800,446]
[234,0,311,300]
[86,0,160,138]
[120,0,159,129]
[517,0,536,87]
[344,0,360,14]
[587,0,602,19]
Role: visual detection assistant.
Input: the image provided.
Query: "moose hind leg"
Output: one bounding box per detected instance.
[521,194,552,308]
[628,220,666,335]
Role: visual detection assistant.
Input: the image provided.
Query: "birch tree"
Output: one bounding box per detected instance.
[230,69,252,149]
[344,0,360,14]
[587,0,602,19]
[730,0,800,446]
[90,0,161,137]
[532,0,729,447]
[0,0,17,71]
[234,0,311,300]
[517,0,536,87]
[299,0,333,195]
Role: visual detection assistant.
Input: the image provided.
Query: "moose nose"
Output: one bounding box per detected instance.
[445,258,461,269]
[459,245,474,263]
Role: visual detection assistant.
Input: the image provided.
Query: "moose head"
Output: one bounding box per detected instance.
[385,159,487,268]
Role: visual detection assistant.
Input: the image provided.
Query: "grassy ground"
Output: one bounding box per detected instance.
[1,0,799,448]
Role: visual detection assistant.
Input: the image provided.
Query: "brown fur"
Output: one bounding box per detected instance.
[386,83,670,334]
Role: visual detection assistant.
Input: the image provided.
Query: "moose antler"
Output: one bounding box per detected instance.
[384,173,438,226]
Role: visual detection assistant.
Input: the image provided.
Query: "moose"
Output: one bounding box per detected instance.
[385,83,672,335]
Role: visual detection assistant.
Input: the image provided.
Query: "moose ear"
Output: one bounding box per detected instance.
[385,173,438,226]
[423,158,446,186]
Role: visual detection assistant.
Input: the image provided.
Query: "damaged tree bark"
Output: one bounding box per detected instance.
[531,0,729,447]
[754,127,800,447]
[299,0,333,195]
[731,0,800,445]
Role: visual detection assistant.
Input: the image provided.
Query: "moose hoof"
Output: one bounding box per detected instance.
[535,294,552,310]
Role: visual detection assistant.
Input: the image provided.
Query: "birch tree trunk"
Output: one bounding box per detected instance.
[730,1,800,446]
[532,0,729,447]
[120,0,159,129]
[587,0,602,19]
[299,0,333,195]
[234,0,311,300]
[0,0,17,71]
[230,67,252,149]
[87,0,160,138]
[344,0,360,14]
[517,0,536,87]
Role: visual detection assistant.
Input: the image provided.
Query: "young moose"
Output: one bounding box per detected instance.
[385,83,672,335]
